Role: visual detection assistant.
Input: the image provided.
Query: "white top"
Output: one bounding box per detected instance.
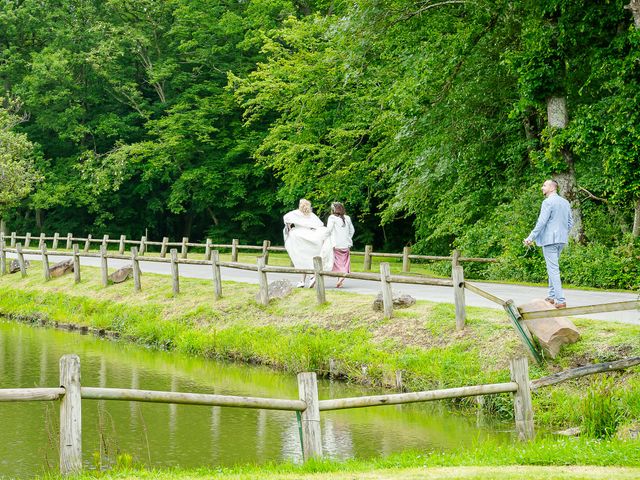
[327,214,354,249]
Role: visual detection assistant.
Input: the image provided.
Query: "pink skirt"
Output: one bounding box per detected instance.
[332,248,351,273]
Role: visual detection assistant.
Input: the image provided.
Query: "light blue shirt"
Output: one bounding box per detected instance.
[526,193,573,246]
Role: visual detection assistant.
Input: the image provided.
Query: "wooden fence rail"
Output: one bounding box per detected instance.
[0,241,466,327]
[2,232,496,272]
[0,354,539,475]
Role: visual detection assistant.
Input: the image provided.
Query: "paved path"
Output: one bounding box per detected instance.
[13,253,640,325]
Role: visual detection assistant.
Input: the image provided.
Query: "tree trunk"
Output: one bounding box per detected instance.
[547,96,584,243]
[626,0,640,28]
[182,212,194,238]
[627,2,639,237]
[35,208,43,229]
[633,197,640,238]
[0,218,6,235]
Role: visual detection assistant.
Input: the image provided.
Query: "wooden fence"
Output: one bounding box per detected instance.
[0,354,535,475]
[1,231,497,272]
[0,237,468,329]
[2,231,638,363]
[3,354,638,475]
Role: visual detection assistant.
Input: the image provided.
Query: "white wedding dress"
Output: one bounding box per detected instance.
[283,210,334,270]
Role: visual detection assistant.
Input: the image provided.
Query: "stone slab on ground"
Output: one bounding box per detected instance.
[373,293,416,311]
[9,259,30,274]
[255,279,294,302]
[49,259,74,278]
[109,265,133,283]
[520,298,581,358]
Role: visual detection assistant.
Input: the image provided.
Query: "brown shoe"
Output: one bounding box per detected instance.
[544,297,555,304]
[554,302,566,309]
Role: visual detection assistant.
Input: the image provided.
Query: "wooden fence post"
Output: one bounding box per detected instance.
[118,235,126,254]
[0,237,6,275]
[181,237,188,259]
[100,245,109,287]
[231,238,239,262]
[205,238,212,261]
[16,243,26,278]
[25,232,31,248]
[297,372,322,460]
[380,262,393,319]
[66,233,73,250]
[39,232,46,248]
[364,245,373,271]
[10,232,16,247]
[402,246,411,273]
[257,256,269,305]
[83,234,91,253]
[41,243,51,281]
[262,240,271,264]
[170,249,179,295]
[131,246,141,292]
[510,356,534,441]
[59,354,82,475]
[211,250,222,300]
[72,244,81,283]
[139,236,147,256]
[52,232,60,250]
[101,234,109,251]
[453,265,466,330]
[452,249,460,269]
[313,256,326,304]
[160,237,169,258]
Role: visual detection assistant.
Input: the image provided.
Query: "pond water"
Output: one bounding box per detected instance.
[0,320,512,477]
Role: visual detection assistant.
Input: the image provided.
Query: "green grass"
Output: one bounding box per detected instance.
[44,438,640,479]
[1,260,639,432]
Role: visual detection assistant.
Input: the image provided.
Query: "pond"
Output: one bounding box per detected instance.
[0,320,512,477]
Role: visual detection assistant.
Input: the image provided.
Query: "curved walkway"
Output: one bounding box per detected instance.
[14,252,640,325]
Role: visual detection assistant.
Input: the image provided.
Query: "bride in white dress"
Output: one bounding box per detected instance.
[283,199,333,287]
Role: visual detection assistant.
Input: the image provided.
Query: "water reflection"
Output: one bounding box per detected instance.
[0,320,511,478]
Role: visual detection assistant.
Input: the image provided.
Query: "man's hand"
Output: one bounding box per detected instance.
[523,238,533,246]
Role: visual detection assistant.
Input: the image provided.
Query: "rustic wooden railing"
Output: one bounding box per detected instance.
[2,231,496,272]
[0,238,467,329]
[3,353,638,475]
[0,354,536,475]
[2,232,637,365]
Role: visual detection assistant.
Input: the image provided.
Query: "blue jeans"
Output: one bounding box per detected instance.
[542,243,566,303]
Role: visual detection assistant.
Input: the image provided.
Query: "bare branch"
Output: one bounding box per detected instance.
[578,186,608,203]
[401,0,469,22]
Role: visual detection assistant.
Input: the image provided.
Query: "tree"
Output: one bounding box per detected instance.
[0,100,41,232]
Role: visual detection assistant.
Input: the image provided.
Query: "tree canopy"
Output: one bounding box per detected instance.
[1,0,639,286]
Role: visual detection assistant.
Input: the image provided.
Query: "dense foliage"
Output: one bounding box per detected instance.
[1,0,639,287]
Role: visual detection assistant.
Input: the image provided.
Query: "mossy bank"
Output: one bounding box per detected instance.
[1,261,639,434]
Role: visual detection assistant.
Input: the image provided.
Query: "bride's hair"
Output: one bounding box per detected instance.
[299,198,312,215]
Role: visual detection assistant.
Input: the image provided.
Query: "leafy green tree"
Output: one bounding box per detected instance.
[0,100,41,232]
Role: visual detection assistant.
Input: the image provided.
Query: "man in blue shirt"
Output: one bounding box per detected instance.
[523,180,574,309]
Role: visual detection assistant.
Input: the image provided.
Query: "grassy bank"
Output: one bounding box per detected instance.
[1,261,639,433]
[46,438,640,479]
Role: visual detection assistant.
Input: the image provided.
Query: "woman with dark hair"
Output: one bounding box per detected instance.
[326,202,355,288]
